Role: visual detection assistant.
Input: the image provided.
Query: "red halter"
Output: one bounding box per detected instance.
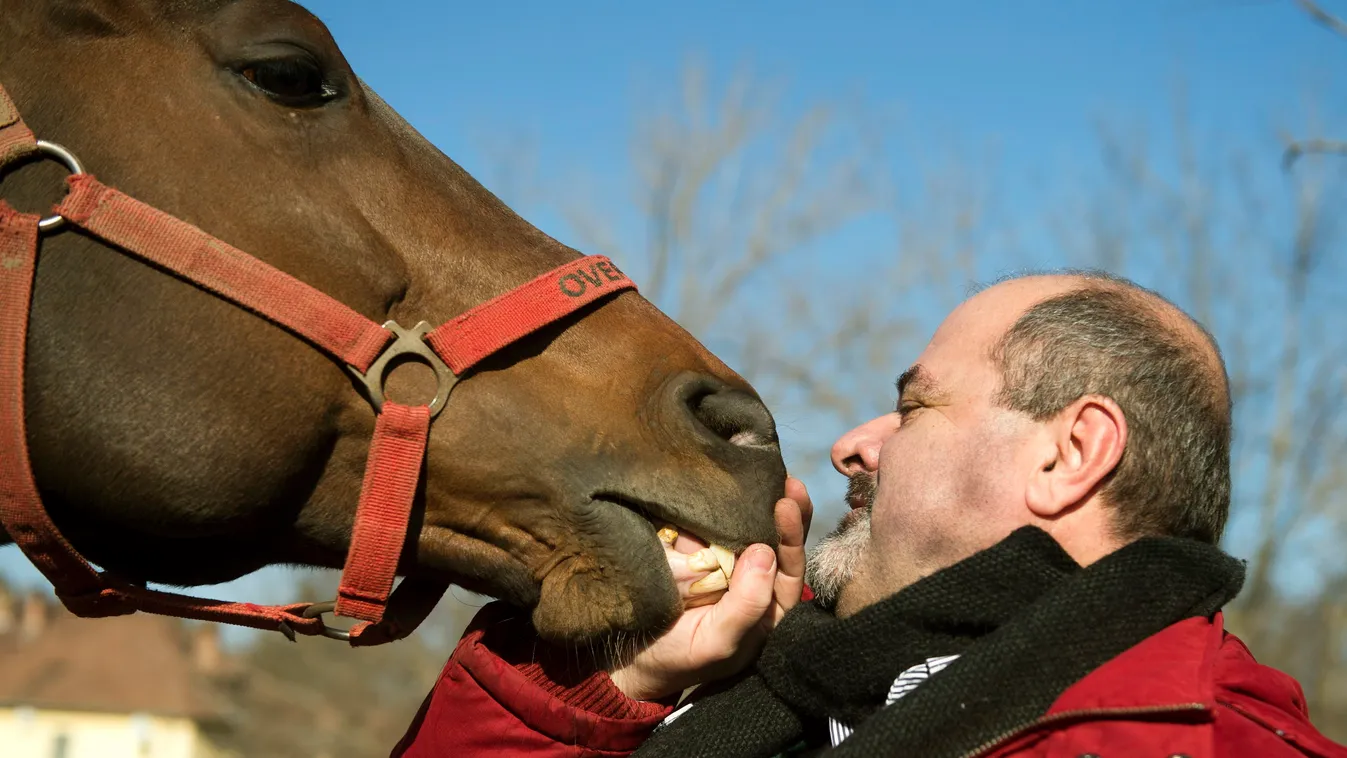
[0,83,637,645]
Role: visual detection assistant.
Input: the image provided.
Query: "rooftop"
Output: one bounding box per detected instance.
[0,586,233,722]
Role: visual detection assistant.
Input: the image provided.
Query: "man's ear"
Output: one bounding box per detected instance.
[1025,394,1127,519]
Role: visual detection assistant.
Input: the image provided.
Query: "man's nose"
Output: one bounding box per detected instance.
[830,413,899,476]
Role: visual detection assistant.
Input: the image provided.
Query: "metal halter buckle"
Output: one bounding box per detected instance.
[300,600,354,642]
[347,320,457,418]
[0,140,85,233]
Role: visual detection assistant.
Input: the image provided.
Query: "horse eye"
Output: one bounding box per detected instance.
[239,57,339,107]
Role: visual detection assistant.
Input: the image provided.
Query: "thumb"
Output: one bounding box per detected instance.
[703,545,776,645]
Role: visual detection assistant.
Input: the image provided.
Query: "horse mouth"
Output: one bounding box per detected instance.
[590,492,738,596]
[520,489,773,641]
[591,492,722,544]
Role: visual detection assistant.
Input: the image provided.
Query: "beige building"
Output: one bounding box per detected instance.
[0,588,237,758]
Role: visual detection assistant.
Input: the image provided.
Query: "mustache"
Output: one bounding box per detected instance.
[845,472,876,509]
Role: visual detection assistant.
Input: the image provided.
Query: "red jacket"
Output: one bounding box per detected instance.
[392,603,1346,758]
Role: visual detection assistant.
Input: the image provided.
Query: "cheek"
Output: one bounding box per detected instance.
[872,426,960,526]
[872,421,1018,534]
[858,416,1037,594]
[858,425,968,591]
[950,428,1034,538]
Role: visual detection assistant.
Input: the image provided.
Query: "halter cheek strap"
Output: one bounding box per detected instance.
[0,82,637,645]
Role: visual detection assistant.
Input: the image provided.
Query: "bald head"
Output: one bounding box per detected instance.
[972,273,1228,399]
[981,272,1232,543]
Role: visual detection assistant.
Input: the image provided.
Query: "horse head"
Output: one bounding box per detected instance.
[0,0,786,642]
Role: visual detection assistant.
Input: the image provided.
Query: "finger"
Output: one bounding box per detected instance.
[784,476,813,539]
[772,498,806,620]
[701,545,776,654]
[774,498,805,570]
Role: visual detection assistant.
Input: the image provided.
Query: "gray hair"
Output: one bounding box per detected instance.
[988,274,1232,544]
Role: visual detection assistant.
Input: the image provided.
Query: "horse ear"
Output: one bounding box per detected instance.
[43,0,142,38]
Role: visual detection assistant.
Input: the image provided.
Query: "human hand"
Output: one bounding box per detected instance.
[607,476,813,702]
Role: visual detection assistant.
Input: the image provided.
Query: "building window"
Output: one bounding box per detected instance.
[51,733,69,758]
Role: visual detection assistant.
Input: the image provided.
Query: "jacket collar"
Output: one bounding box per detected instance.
[1047,612,1224,714]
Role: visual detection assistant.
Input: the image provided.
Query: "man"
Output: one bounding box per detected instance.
[393,272,1346,757]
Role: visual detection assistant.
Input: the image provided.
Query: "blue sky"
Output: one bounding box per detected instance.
[319,0,1343,195]
[3,1,1343,616]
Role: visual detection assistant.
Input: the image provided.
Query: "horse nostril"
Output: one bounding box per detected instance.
[684,382,779,449]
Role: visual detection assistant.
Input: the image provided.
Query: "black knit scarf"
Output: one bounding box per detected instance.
[632,526,1245,758]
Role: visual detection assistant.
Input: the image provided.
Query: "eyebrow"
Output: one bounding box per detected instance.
[895,364,942,401]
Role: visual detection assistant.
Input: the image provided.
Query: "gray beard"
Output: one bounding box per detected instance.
[804,505,871,611]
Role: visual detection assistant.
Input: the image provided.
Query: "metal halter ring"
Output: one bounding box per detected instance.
[347,321,457,418]
[33,140,86,233]
[301,600,353,642]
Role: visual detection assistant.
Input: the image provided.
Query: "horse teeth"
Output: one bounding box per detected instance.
[689,570,729,595]
[657,525,679,546]
[709,544,735,580]
[687,548,719,573]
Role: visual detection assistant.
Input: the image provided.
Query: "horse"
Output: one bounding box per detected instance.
[0,0,785,644]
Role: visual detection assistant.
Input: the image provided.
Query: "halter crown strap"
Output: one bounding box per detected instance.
[55,176,394,372]
[0,85,36,167]
[0,80,637,644]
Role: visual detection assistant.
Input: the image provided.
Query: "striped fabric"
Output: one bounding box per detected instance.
[656,653,962,747]
[662,698,695,727]
[827,654,961,746]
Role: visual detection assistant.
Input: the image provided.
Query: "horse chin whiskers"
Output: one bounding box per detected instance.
[597,627,659,671]
[529,541,680,643]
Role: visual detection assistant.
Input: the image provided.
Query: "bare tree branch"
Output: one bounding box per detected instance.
[1293,0,1347,39]
[1283,137,1347,169]
[1284,2,1347,169]
[1240,179,1319,616]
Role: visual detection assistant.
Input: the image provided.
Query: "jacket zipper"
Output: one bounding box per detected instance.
[956,702,1210,758]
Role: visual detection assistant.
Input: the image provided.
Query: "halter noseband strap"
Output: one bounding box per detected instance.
[0,82,637,645]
